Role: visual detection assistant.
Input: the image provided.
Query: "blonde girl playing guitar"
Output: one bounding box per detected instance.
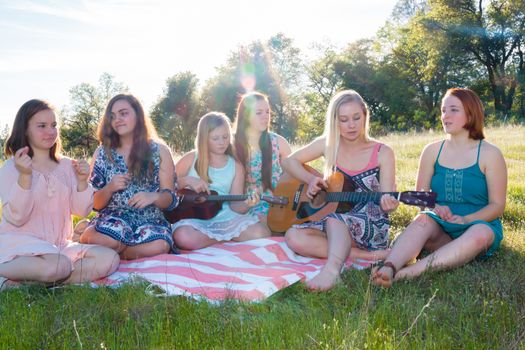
[283,90,399,291]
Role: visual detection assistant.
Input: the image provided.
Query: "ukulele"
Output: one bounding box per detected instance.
[267,165,437,233]
[164,188,288,223]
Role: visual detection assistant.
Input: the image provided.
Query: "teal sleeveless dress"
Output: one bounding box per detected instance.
[422,140,503,257]
[171,154,260,241]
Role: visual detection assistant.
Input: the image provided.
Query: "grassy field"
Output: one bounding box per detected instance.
[0,126,524,349]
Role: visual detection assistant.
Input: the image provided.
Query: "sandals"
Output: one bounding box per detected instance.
[382,261,397,278]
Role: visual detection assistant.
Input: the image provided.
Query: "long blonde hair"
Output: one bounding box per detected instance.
[195,112,234,183]
[323,89,370,177]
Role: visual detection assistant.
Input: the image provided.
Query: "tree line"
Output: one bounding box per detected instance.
[5,0,522,159]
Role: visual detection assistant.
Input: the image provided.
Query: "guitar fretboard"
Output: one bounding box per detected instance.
[326,192,400,203]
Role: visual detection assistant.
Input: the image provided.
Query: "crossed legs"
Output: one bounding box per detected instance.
[372,214,495,287]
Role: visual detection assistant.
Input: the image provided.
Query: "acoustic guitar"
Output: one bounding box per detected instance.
[164,188,288,223]
[267,165,437,233]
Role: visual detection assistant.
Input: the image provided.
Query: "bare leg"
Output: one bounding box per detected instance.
[371,214,446,287]
[233,223,271,242]
[63,246,120,284]
[306,218,352,291]
[173,226,218,250]
[80,226,126,253]
[395,224,494,280]
[285,227,327,258]
[350,247,391,261]
[0,254,72,283]
[120,240,171,260]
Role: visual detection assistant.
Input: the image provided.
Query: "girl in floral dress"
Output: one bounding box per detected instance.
[80,94,178,260]
[234,92,292,224]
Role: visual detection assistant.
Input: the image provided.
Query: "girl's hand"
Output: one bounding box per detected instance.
[184,176,210,194]
[432,204,453,221]
[14,147,32,175]
[380,194,399,213]
[447,215,467,225]
[244,190,261,208]
[108,173,131,193]
[72,159,90,183]
[306,177,328,199]
[128,191,158,209]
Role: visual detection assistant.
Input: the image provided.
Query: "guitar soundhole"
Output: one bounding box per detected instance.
[310,191,327,209]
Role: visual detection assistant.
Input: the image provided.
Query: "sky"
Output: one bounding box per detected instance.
[0,0,399,128]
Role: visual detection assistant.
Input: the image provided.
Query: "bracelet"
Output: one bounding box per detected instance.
[159,188,179,211]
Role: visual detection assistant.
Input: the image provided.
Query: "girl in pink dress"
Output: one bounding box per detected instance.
[0,99,120,291]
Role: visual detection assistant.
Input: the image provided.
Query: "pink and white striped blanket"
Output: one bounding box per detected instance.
[97,237,375,302]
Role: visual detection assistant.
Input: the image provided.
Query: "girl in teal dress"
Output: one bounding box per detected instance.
[372,88,507,287]
[234,92,292,224]
[172,112,270,250]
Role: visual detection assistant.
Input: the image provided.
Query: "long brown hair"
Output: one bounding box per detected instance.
[444,88,485,140]
[194,112,234,183]
[97,94,159,178]
[234,91,273,191]
[5,99,61,162]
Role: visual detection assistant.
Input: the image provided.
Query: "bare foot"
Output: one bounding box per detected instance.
[306,267,341,291]
[371,265,394,288]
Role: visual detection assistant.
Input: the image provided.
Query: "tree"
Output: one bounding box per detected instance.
[61,73,127,158]
[150,71,201,154]
[201,34,302,141]
[425,0,525,119]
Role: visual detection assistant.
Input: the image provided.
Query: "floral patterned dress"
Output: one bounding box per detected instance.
[294,143,390,251]
[245,132,283,216]
[89,142,174,249]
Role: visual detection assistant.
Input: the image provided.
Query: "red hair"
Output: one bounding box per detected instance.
[445,88,485,140]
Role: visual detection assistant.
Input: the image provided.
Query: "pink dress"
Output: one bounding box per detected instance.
[0,157,95,265]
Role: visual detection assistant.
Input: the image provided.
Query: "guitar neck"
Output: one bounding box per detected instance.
[325,192,399,203]
[205,194,249,202]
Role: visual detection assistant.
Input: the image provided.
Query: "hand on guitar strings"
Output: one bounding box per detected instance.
[380,194,399,213]
[306,176,328,200]
[244,189,261,208]
[184,176,210,194]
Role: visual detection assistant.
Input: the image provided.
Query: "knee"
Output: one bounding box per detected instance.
[89,247,120,276]
[41,255,72,282]
[149,240,171,255]
[173,228,198,250]
[285,228,304,253]
[469,226,494,252]
[250,224,271,239]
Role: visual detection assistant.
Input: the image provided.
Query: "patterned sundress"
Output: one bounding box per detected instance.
[171,154,260,241]
[294,143,390,251]
[245,131,283,216]
[89,141,174,249]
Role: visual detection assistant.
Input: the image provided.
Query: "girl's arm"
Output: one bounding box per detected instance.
[456,143,507,224]
[276,134,292,161]
[281,137,327,198]
[127,143,177,209]
[377,144,398,213]
[175,151,209,194]
[152,143,176,209]
[0,158,34,227]
[230,161,251,213]
[70,158,95,217]
[281,137,325,184]
[415,143,438,191]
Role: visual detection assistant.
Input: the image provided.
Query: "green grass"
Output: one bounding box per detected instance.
[1,126,524,349]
